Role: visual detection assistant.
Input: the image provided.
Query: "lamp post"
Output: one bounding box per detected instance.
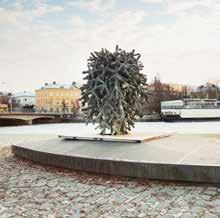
[8,96,12,113]
[212,83,219,101]
[211,83,219,107]
[198,85,204,99]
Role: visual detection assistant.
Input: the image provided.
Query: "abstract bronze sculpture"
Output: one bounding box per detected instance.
[81,46,149,135]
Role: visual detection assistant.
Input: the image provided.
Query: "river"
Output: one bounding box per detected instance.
[1,121,220,135]
[0,121,220,147]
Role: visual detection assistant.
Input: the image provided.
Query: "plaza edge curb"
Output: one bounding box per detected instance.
[11,144,220,183]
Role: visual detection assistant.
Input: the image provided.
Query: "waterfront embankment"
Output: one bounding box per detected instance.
[0,114,161,127]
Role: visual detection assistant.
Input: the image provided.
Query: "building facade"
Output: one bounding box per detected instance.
[0,104,8,112]
[35,82,81,116]
[12,91,35,112]
[0,92,12,112]
[189,82,220,99]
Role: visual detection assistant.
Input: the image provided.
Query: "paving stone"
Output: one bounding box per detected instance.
[213,199,220,206]
[0,147,220,217]
[119,187,138,197]
[203,211,219,218]
[201,194,212,200]
[180,213,196,218]
[194,199,208,207]
[207,187,218,191]
[204,190,217,196]
[66,191,78,198]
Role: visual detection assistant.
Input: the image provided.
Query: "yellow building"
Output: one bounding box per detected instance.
[0,104,8,112]
[35,82,81,115]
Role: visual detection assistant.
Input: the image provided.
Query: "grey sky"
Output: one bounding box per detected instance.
[0,0,220,92]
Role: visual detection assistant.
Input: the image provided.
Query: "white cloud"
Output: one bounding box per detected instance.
[65,8,220,85]
[141,0,216,16]
[165,0,212,15]
[0,7,19,25]
[69,15,86,27]
[31,1,64,17]
[0,1,64,27]
[1,1,220,91]
[141,0,163,3]
[68,0,115,13]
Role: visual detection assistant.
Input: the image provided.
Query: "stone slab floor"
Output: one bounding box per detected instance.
[0,147,220,218]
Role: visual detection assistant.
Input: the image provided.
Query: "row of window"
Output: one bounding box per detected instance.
[162,105,220,109]
[14,99,34,104]
[161,106,182,109]
[37,107,76,113]
[36,100,77,106]
[37,92,78,98]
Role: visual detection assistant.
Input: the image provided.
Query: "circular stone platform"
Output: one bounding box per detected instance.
[11,134,220,183]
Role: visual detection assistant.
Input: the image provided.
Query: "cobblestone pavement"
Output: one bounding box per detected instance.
[0,147,219,218]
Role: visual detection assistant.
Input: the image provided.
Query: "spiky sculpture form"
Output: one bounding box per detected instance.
[81,46,149,135]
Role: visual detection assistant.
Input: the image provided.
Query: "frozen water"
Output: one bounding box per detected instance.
[0,121,220,135]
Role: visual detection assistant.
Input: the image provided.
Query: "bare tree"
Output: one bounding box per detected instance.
[147,77,183,114]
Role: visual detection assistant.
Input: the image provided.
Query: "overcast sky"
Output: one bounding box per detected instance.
[1,0,220,92]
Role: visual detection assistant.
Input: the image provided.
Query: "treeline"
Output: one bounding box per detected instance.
[146,77,188,114]
[145,78,219,114]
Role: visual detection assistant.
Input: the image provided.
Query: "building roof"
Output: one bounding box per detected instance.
[13,91,35,98]
[0,92,12,96]
[38,82,81,90]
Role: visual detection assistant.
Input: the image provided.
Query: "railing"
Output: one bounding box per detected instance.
[161,106,183,109]
[0,112,58,116]
[184,104,220,109]
[162,105,220,110]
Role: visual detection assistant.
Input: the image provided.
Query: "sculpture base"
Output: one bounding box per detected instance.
[11,134,220,183]
[58,133,171,143]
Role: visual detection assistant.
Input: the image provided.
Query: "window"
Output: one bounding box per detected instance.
[161,105,182,109]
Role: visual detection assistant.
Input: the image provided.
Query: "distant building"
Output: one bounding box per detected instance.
[0,104,8,112]
[0,92,12,104]
[208,80,220,86]
[12,91,35,112]
[195,82,219,99]
[35,82,81,116]
[0,92,12,112]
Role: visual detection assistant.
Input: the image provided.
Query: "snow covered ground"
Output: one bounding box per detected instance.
[0,121,219,147]
[0,121,220,135]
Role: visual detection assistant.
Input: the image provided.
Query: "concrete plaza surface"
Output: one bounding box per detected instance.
[0,146,220,217]
[12,133,220,183]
